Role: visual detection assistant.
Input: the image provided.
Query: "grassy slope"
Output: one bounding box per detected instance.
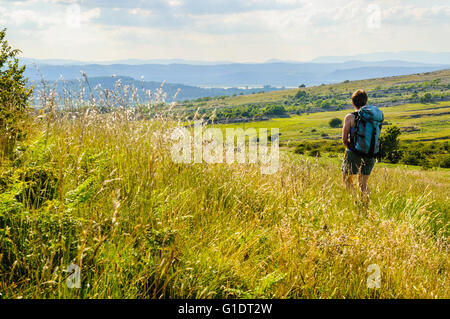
[187,69,450,110]
[1,112,448,299]
[212,101,450,143]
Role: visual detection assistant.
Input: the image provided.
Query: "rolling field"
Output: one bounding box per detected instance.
[0,110,448,299]
[1,69,449,299]
[1,4,449,302]
[212,101,450,143]
[181,69,450,113]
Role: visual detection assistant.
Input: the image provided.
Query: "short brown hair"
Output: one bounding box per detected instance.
[352,89,368,108]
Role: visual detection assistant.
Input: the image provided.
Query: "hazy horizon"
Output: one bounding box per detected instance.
[18,51,450,66]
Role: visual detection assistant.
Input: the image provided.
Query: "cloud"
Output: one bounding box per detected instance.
[76,0,304,15]
[382,5,450,25]
[1,0,449,62]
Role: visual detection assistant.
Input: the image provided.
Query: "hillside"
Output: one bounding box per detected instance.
[179,69,450,120]
[29,76,282,102]
[206,70,450,170]
[1,63,449,299]
[1,103,448,299]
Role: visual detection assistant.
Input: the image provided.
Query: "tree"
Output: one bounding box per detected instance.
[379,126,402,163]
[0,28,33,158]
[294,90,307,100]
[329,118,342,128]
[419,92,432,103]
[264,104,286,116]
[320,99,332,109]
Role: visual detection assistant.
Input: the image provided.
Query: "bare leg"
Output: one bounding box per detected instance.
[358,174,370,205]
[343,173,356,197]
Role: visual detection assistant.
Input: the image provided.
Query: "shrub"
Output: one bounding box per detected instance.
[379,126,402,163]
[295,90,307,99]
[0,194,81,283]
[13,165,59,208]
[264,104,286,116]
[0,28,33,158]
[308,149,321,157]
[320,99,332,109]
[401,151,425,166]
[329,118,342,128]
[436,155,450,168]
[419,93,432,103]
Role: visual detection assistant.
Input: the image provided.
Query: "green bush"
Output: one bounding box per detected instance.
[295,90,307,100]
[436,155,450,168]
[379,126,403,163]
[13,165,59,208]
[419,93,432,103]
[308,149,321,157]
[294,147,304,154]
[0,194,81,283]
[329,118,342,128]
[0,28,33,158]
[401,151,426,166]
[264,104,286,116]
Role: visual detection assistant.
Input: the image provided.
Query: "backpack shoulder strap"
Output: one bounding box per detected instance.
[351,111,359,124]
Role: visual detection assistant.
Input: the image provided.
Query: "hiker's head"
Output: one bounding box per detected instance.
[351,90,368,109]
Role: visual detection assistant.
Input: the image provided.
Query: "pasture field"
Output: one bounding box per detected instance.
[1,67,449,299]
[1,7,449,302]
[179,69,450,116]
[0,108,449,299]
[212,101,450,143]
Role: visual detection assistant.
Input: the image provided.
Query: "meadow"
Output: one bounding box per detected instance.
[0,102,448,298]
[1,57,449,299]
[179,69,450,118]
[212,101,450,143]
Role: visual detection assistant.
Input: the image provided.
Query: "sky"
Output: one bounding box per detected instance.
[1,0,450,62]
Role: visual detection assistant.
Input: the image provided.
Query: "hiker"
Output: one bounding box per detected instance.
[341,90,384,204]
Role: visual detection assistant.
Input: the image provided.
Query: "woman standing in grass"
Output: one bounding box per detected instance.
[341,89,384,204]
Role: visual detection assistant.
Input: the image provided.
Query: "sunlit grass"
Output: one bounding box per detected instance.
[212,101,450,143]
[1,108,448,299]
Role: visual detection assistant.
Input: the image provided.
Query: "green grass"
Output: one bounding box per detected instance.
[212,101,450,143]
[1,69,449,299]
[180,69,450,114]
[0,110,448,299]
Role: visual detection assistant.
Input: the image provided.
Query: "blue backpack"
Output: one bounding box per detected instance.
[349,105,384,157]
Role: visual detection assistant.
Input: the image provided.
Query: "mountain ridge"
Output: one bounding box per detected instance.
[23,60,450,88]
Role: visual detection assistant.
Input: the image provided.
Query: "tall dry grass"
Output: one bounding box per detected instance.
[0,76,448,299]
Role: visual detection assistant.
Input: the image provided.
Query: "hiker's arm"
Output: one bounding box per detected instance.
[342,114,353,146]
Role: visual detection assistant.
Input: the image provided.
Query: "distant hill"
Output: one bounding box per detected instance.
[178,69,450,120]
[326,66,447,82]
[23,51,450,66]
[312,51,450,65]
[29,76,283,102]
[23,60,450,88]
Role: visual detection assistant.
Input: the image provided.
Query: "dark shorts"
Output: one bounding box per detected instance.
[341,149,376,175]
